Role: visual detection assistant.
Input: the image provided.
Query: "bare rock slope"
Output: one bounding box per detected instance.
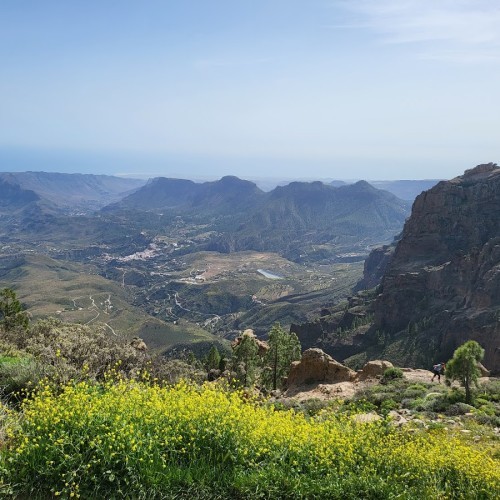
[374,163,500,372]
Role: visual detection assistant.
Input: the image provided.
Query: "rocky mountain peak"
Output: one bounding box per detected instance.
[218,175,254,186]
[372,163,500,372]
[463,162,498,178]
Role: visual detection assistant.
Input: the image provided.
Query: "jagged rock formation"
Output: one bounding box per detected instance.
[374,163,500,372]
[285,350,396,390]
[294,164,500,374]
[354,243,396,291]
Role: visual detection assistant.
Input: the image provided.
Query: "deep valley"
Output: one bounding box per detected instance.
[0,171,406,354]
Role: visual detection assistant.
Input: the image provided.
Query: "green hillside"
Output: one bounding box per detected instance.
[0,253,217,350]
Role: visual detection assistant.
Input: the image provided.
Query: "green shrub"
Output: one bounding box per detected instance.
[0,357,53,401]
[403,388,427,399]
[407,383,428,390]
[448,387,466,401]
[353,379,415,409]
[297,398,330,416]
[478,380,500,402]
[403,383,428,399]
[477,403,496,417]
[370,392,397,406]
[380,398,399,413]
[0,340,24,358]
[0,355,20,365]
[475,397,492,408]
[413,393,449,413]
[19,318,206,387]
[25,319,143,381]
[445,402,474,416]
[401,398,413,408]
[474,413,500,427]
[408,397,426,410]
[380,367,403,384]
[341,399,377,414]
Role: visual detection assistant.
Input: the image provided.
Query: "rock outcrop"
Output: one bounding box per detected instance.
[358,360,394,380]
[286,348,356,387]
[354,243,396,291]
[373,163,500,373]
[477,362,490,377]
[130,337,147,351]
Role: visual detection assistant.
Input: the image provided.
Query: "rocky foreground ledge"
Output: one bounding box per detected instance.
[282,348,492,401]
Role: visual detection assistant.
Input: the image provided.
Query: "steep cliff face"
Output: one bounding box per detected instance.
[354,243,396,291]
[375,163,500,372]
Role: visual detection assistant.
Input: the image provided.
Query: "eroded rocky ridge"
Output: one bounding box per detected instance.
[354,243,396,291]
[374,163,500,372]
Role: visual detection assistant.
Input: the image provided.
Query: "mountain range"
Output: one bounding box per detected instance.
[0,169,413,353]
[295,163,500,374]
[0,171,411,264]
[105,176,410,262]
[106,175,263,214]
[0,172,145,213]
[2,166,498,373]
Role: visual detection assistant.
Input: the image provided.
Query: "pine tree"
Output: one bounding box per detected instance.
[206,345,222,371]
[233,333,259,387]
[445,340,484,403]
[0,288,29,332]
[264,323,301,390]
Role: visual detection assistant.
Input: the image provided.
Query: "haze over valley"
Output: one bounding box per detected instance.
[0,171,415,353]
[3,162,499,378]
[2,2,500,495]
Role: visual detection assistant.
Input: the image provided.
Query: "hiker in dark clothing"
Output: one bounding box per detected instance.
[431,362,445,382]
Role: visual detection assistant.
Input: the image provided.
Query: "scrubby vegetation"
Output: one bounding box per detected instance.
[1,379,499,499]
[350,375,500,425]
[0,318,205,402]
[380,366,404,384]
[0,289,498,498]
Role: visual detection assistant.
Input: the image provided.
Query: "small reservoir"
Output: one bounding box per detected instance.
[257,269,283,280]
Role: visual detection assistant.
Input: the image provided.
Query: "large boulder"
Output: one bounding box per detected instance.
[286,348,356,387]
[130,337,147,351]
[358,360,394,380]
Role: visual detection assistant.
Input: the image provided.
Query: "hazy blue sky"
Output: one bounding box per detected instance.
[1,1,499,181]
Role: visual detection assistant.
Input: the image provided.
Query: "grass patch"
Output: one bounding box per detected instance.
[0,356,22,366]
